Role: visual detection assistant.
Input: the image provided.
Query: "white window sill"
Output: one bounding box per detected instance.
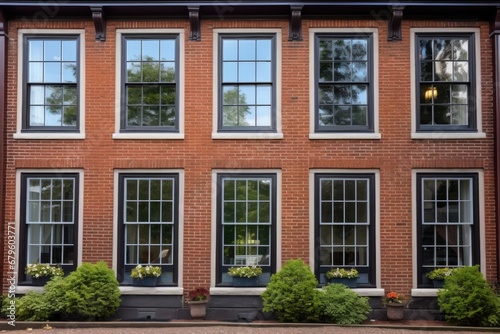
[113,133,185,140]
[411,289,438,297]
[15,286,44,294]
[351,288,385,297]
[212,133,284,140]
[119,286,183,295]
[411,132,486,140]
[210,287,266,296]
[309,133,381,140]
[14,133,85,140]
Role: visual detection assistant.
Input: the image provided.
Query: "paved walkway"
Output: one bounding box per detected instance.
[2,321,498,334]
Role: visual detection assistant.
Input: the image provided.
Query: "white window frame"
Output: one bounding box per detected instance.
[411,169,486,297]
[212,29,283,140]
[14,29,86,140]
[309,169,383,297]
[113,169,184,295]
[309,28,381,140]
[113,29,185,140]
[14,169,84,294]
[410,28,486,140]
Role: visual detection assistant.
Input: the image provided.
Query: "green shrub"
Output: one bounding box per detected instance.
[261,259,321,323]
[11,292,50,321]
[64,261,121,320]
[319,283,371,324]
[437,265,500,327]
[43,276,70,319]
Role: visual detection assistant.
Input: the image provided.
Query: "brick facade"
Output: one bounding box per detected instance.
[1,1,499,321]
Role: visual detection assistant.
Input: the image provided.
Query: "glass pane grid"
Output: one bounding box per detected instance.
[124,37,177,128]
[317,36,369,128]
[124,177,175,266]
[421,177,472,225]
[27,177,75,224]
[418,36,470,126]
[421,177,473,268]
[319,178,370,268]
[221,37,273,128]
[221,177,272,267]
[27,38,78,127]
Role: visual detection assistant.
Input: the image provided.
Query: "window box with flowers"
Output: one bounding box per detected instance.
[130,265,161,287]
[325,268,359,288]
[25,263,64,286]
[186,287,209,318]
[384,291,406,320]
[228,266,263,287]
[425,267,454,288]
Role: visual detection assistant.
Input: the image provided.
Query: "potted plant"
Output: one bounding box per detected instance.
[186,287,209,318]
[25,263,64,286]
[384,291,405,320]
[425,267,454,288]
[325,268,359,288]
[130,264,161,286]
[228,266,262,286]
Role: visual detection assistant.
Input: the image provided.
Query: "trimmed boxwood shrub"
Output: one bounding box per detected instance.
[64,261,121,320]
[261,259,321,323]
[437,265,500,327]
[319,283,371,324]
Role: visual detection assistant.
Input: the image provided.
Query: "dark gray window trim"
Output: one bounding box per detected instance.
[314,173,376,288]
[217,33,277,133]
[215,173,277,286]
[314,33,374,133]
[416,172,480,288]
[18,172,80,284]
[22,35,81,133]
[415,33,477,132]
[116,172,179,286]
[120,34,180,133]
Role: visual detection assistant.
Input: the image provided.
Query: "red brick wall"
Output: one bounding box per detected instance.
[3,16,496,297]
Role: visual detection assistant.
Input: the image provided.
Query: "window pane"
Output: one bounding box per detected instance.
[417,35,472,130]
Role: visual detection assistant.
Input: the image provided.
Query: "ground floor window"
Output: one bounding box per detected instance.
[216,173,276,286]
[117,173,179,285]
[417,173,480,287]
[314,173,376,287]
[19,173,79,283]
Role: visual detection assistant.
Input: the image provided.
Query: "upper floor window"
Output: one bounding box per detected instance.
[121,35,179,132]
[117,174,179,286]
[416,173,480,288]
[415,33,476,132]
[216,173,277,286]
[19,173,80,284]
[315,34,373,132]
[23,36,79,131]
[314,174,376,287]
[218,34,276,132]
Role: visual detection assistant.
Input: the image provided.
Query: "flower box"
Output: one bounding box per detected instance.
[233,276,259,287]
[132,276,158,287]
[31,276,51,286]
[431,279,445,288]
[328,277,357,288]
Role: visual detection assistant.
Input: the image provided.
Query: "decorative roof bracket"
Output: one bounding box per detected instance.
[189,6,201,41]
[289,5,303,41]
[388,6,404,41]
[91,6,106,41]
